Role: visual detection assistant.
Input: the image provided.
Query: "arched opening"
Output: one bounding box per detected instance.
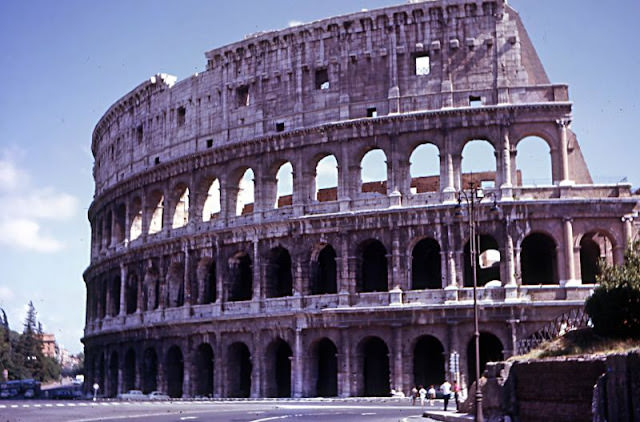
[171,186,189,229]
[360,149,387,195]
[148,192,164,235]
[109,276,121,317]
[467,333,503,385]
[197,258,216,304]
[236,168,255,216]
[165,346,183,398]
[409,143,440,193]
[461,140,497,189]
[125,273,138,314]
[315,155,338,202]
[130,197,142,241]
[108,352,118,398]
[464,235,500,287]
[310,244,337,295]
[515,136,552,186]
[194,343,214,398]
[580,232,614,284]
[228,252,252,301]
[166,262,184,308]
[411,238,442,289]
[311,338,338,397]
[357,239,388,292]
[413,335,445,389]
[358,337,390,397]
[265,339,292,398]
[202,178,221,222]
[123,349,136,392]
[227,342,251,398]
[275,162,293,208]
[521,233,558,285]
[265,247,293,298]
[142,348,158,394]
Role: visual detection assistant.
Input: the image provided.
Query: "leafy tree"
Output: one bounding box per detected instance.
[585,241,640,338]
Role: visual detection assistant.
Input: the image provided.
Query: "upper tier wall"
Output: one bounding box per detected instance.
[91,0,563,195]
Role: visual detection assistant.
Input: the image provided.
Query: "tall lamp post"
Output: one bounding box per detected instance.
[455,181,499,422]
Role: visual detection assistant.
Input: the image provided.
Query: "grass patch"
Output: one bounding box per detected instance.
[512,328,640,360]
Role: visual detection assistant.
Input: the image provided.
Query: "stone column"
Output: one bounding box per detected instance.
[392,327,404,394]
[556,119,573,185]
[622,215,635,249]
[183,245,192,309]
[338,329,352,397]
[182,343,192,398]
[252,332,262,398]
[293,328,303,398]
[441,134,457,203]
[563,217,577,285]
[500,124,513,199]
[252,239,261,303]
[504,230,518,300]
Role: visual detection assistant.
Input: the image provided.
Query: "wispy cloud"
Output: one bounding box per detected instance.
[0,148,79,253]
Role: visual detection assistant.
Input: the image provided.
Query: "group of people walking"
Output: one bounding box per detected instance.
[410,380,460,412]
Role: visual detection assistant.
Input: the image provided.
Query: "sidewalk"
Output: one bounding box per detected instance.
[421,409,474,421]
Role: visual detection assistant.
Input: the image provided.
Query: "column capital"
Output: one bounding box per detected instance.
[555,118,571,128]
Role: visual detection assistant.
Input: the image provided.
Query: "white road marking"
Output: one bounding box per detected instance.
[179,417,198,421]
[250,416,289,422]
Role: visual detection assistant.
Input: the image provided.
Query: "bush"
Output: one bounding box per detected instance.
[585,242,640,338]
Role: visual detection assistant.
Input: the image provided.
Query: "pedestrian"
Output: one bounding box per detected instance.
[441,379,452,411]
[453,380,461,411]
[427,384,436,406]
[418,385,427,408]
[411,386,418,405]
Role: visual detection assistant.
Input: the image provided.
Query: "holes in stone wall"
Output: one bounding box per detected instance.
[177,106,186,126]
[236,85,249,107]
[415,53,430,76]
[315,68,330,90]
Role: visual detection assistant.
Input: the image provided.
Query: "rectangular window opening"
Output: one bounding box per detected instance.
[415,54,430,76]
[236,85,249,107]
[136,125,143,144]
[367,107,378,118]
[315,68,330,90]
[177,106,186,126]
[276,122,285,132]
[206,139,213,148]
[154,157,160,165]
[469,95,482,107]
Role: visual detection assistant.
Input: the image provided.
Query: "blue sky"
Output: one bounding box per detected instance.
[0,0,638,354]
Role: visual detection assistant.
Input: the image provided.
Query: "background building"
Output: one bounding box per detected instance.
[83,0,639,398]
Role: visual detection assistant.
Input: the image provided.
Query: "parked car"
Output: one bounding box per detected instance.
[117,390,146,400]
[147,391,170,400]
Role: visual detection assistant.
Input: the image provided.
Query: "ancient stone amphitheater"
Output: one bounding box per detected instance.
[83,0,638,399]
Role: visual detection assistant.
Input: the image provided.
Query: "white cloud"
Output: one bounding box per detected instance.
[0,148,79,253]
[288,20,304,27]
[0,285,15,301]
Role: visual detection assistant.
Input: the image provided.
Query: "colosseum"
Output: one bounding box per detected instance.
[83,0,639,399]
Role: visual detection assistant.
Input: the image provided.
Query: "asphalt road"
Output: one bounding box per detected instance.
[0,399,441,422]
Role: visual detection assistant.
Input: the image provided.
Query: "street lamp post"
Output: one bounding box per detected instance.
[456,180,498,422]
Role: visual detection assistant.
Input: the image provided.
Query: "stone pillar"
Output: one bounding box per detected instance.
[293,328,303,398]
[556,119,573,185]
[214,340,223,398]
[338,329,352,397]
[452,153,462,191]
[622,215,635,248]
[391,230,405,290]
[119,264,127,317]
[500,124,513,199]
[182,343,192,398]
[441,134,457,203]
[392,327,404,394]
[215,238,223,304]
[124,199,131,246]
[504,230,518,300]
[252,332,262,398]
[506,319,520,358]
[183,245,192,309]
[563,217,577,285]
[252,239,261,303]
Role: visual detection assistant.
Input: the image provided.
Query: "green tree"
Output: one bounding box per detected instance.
[0,308,12,379]
[585,241,640,338]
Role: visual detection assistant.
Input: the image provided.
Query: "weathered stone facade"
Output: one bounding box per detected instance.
[83,0,639,398]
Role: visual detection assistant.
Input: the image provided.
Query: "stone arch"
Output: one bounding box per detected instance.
[123,348,136,392]
[171,183,189,229]
[515,136,553,186]
[356,336,390,397]
[409,143,440,193]
[227,342,251,398]
[461,139,497,188]
[235,167,255,216]
[193,343,214,398]
[275,161,294,208]
[265,246,293,298]
[165,345,184,398]
[310,244,337,295]
[108,351,118,398]
[265,338,293,398]
[125,272,138,314]
[315,154,338,202]
[467,332,503,385]
[413,335,445,389]
[228,251,252,301]
[147,189,164,235]
[360,148,387,195]
[196,257,216,304]
[411,238,442,289]
[142,347,158,394]
[130,196,142,241]
[579,230,615,284]
[166,260,184,308]
[520,232,558,285]
[309,337,338,397]
[464,234,500,287]
[356,239,388,292]
[202,178,221,222]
